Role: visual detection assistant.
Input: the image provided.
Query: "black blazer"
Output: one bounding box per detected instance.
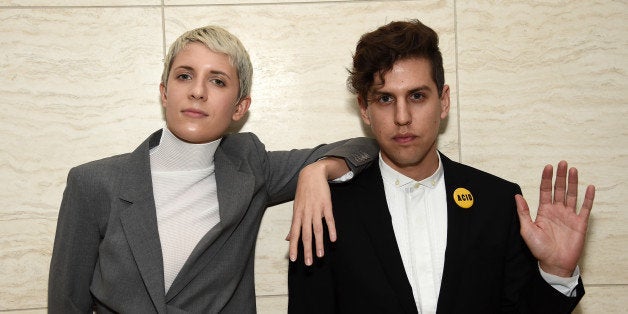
[289,154,583,314]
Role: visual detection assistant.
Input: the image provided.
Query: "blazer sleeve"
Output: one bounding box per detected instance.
[259,136,378,205]
[519,267,585,313]
[48,167,102,314]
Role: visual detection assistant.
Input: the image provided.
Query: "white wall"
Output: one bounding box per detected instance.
[0,1,626,312]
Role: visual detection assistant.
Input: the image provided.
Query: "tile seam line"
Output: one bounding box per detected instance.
[0,0,422,9]
[453,0,462,163]
[0,5,159,9]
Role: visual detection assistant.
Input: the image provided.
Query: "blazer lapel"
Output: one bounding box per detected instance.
[165,145,255,301]
[118,131,167,313]
[436,154,473,311]
[356,163,418,314]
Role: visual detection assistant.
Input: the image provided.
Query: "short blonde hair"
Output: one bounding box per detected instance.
[161,25,253,101]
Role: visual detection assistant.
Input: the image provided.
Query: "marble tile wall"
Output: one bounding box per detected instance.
[0,1,625,312]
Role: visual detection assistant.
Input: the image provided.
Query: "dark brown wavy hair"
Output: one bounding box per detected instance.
[348,20,445,102]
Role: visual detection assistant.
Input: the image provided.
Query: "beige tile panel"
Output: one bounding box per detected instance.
[0,0,158,6]
[166,0,346,4]
[0,219,54,310]
[0,7,163,310]
[574,285,628,314]
[455,1,628,284]
[256,294,288,314]
[255,203,291,296]
[0,309,46,314]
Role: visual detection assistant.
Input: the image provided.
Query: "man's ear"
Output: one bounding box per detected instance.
[232,96,251,121]
[160,83,168,108]
[440,84,451,119]
[358,96,371,126]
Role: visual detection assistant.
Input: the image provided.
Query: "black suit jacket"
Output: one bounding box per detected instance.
[289,154,583,313]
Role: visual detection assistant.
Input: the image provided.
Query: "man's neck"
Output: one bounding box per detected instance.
[381,149,440,182]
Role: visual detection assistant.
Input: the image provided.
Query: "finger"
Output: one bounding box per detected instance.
[566,167,579,210]
[539,164,553,206]
[553,160,568,205]
[515,194,534,233]
[324,207,337,243]
[288,210,303,262]
[579,185,596,221]
[313,214,325,258]
[301,215,314,266]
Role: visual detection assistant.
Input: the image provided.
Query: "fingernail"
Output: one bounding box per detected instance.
[289,255,296,262]
[306,257,312,266]
[317,249,324,257]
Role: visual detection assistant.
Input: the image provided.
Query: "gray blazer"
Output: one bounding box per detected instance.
[49,130,376,314]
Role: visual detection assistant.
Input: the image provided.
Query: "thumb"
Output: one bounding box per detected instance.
[515,194,534,230]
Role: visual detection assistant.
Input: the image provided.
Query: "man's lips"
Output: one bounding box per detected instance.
[181,108,208,118]
[393,134,417,144]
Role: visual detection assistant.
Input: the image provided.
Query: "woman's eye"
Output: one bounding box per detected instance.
[211,79,225,87]
[176,73,192,80]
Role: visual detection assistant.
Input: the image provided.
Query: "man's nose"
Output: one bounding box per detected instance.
[394,101,411,126]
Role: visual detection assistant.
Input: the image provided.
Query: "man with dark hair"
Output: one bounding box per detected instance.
[288,20,595,313]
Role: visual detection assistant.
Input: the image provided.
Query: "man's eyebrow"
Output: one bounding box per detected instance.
[408,85,433,93]
[370,84,433,94]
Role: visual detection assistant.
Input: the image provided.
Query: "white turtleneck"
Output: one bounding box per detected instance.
[149,127,221,293]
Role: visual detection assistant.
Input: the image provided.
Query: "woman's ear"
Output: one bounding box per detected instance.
[232,96,251,121]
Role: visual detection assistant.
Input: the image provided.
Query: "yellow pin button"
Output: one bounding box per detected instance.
[453,187,474,209]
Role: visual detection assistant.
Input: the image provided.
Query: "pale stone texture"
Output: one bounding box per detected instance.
[574,285,628,313]
[256,295,288,314]
[0,6,163,311]
[0,0,625,313]
[456,1,628,311]
[455,1,628,311]
[0,0,159,6]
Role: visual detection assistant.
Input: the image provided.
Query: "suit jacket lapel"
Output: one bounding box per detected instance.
[356,163,418,314]
[165,144,255,301]
[436,154,473,311]
[118,130,167,313]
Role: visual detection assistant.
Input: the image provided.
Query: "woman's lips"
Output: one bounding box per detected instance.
[182,108,208,118]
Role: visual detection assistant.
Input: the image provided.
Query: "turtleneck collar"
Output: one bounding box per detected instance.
[149,127,221,172]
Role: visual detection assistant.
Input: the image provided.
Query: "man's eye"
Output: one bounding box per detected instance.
[410,92,424,101]
[379,95,393,103]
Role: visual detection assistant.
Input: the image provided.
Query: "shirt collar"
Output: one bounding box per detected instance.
[379,152,444,190]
